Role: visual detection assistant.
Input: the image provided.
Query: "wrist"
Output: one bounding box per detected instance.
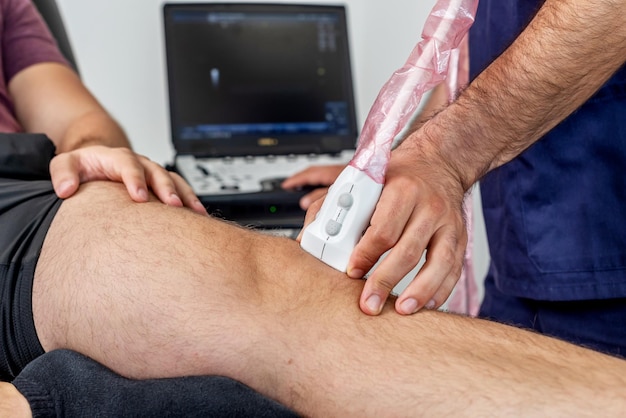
[66,137,119,151]
[57,111,131,153]
[402,109,488,192]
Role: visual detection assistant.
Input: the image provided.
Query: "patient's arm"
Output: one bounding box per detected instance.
[33,181,626,417]
[10,63,205,212]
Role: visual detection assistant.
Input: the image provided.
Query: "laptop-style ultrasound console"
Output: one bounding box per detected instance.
[163,3,359,227]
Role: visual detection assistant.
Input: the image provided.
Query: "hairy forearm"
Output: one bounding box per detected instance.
[418,0,626,189]
[404,83,450,135]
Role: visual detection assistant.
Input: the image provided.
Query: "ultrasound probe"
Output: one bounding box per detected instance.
[300,0,478,272]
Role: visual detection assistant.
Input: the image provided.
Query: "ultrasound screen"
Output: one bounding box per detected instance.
[165,7,356,142]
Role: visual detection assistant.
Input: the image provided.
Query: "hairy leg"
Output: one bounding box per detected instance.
[33,181,268,380]
[33,181,626,416]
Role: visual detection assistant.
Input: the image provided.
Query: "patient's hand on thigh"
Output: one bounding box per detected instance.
[50,146,207,215]
[0,383,31,418]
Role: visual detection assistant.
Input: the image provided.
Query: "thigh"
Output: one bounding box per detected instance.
[31,180,264,379]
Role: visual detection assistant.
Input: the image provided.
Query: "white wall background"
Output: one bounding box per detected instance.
[55,0,490,289]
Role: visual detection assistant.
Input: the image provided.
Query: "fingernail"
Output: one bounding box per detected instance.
[425,299,437,310]
[137,188,149,201]
[58,180,73,196]
[400,298,419,315]
[170,193,183,206]
[365,294,382,314]
[194,200,208,214]
[347,268,365,279]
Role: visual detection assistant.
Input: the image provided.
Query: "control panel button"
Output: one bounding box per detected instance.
[338,192,354,208]
[325,219,342,236]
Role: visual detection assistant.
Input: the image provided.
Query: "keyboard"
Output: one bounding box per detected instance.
[176,150,354,195]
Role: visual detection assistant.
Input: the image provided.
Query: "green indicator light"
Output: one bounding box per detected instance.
[269,205,277,214]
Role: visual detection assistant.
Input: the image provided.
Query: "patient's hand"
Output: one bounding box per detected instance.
[49,145,208,215]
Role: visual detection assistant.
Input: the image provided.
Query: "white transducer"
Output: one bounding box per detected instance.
[300,165,383,272]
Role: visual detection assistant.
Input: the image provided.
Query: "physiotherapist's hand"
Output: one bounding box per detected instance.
[49,145,208,215]
[281,164,345,210]
[348,141,467,316]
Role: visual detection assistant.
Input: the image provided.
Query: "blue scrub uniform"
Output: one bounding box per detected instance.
[470,0,626,355]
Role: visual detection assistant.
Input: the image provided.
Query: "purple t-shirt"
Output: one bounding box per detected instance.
[0,0,68,132]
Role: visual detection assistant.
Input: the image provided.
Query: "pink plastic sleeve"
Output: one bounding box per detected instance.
[350,0,479,184]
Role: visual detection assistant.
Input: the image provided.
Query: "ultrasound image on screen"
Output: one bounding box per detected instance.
[167,10,353,140]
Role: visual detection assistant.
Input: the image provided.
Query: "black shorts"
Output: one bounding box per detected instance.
[0,133,61,381]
